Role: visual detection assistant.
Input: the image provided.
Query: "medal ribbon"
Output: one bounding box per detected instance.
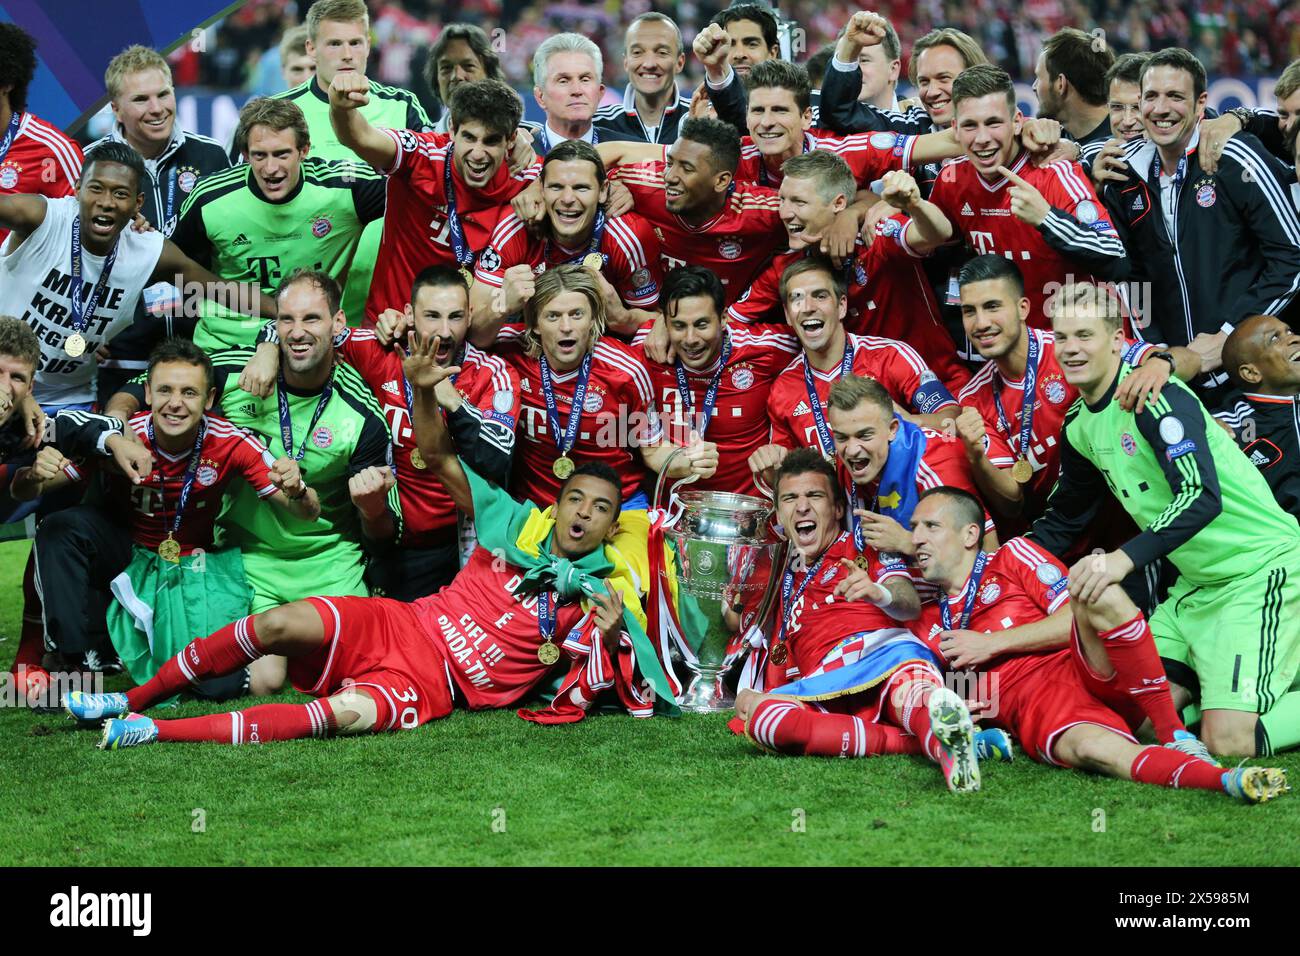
[779,532,845,643]
[276,370,336,463]
[990,329,1040,462]
[673,329,732,438]
[146,416,207,544]
[0,111,21,165]
[939,549,990,632]
[538,589,557,643]
[162,166,178,232]
[802,338,854,458]
[68,216,121,339]
[442,144,474,269]
[539,352,591,459]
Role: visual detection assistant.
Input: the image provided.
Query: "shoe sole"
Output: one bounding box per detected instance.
[1241,768,1290,804]
[931,696,981,793]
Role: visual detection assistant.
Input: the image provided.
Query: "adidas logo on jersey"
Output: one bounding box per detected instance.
[383,380,400,395]
[232,233,251,246]
[1250,449,1271,466]
[1131,195,1145,212]
[520,378,532,393]
[960,202,974,216]
[793,401,811,416]
[236,402,257,416]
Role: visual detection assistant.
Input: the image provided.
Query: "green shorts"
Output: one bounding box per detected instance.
[1153,555,1300,713]
[242,549,369,613]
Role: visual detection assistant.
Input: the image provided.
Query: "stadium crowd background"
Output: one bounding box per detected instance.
[78,0,1300,142]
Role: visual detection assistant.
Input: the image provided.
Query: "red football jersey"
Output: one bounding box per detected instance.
[957,329,1155,534]
[63,412,276,554]
[633,323,798,496]
[734,129,917,190]
[728,223,969,393]
[502,333,661,507]
[474,211,663,309]
[767,333,957,453]
[367,129,541,322]
[777,532,912,676]
[0,112,82,245]
[412,545,594,709]
[337,329,520,545]
[913,536,1070,685]
[913,152,1122,325]
[610,157,783,305]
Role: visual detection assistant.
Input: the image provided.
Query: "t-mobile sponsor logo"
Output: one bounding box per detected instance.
[49,886,152,936]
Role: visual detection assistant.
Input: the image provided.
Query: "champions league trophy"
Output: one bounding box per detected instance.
[654,463,787,713]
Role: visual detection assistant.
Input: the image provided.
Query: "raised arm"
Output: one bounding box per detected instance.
[328,72,398,171]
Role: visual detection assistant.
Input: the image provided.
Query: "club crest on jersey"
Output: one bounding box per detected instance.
[478,247,501,272]
[717,238,743,260]
[870,132,897,150]
[1195,182,1216,207]
[980,582,1002,605]
[312,426,334,449]
[196,462,219,487]
[879,217,902,238]
[1036,562,1063,586]
[1044,379,1067,405]
[533,262,547,275]
[820,564,839,585]
[0,162,20,189]
[1121,432,1137,456]
[583,390,604,413]
[311,216,332,238]
[730,366,754,389]
[176,166,200,193]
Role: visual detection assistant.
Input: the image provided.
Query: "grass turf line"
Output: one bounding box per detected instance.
[2,539,1297,867]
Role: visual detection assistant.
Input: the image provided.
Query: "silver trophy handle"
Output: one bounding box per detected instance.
[651,445,701,515]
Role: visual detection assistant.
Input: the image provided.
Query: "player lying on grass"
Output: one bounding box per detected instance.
[733,448,1011,793]
[65,451,681,746]
[908,485,1289,803]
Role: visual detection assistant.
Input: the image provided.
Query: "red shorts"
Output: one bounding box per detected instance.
[992,646,1136,766]
[288,595,455,733]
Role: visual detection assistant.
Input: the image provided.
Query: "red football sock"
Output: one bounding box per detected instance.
[13,553,45,670]
[1129,746,1224,791]
[1098,614,1185,744]
[882,675,945,764]
[156,700,334,744]
[126,616,265,712]
[747,698,909,757]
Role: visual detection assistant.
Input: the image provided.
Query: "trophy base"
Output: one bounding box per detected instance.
[678,669,735,714]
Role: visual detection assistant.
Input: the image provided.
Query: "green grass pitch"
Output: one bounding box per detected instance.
[2,537,1297,867]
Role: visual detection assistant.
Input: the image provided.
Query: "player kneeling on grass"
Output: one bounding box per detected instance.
[909,486,1288,803]
[15,338,320,701]
[733,448,1009,793]
[64,456,682,747]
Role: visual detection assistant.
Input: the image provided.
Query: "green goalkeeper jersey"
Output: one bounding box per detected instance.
[171,160,386,352]
[1034,362,1300,587]
[269,79,433,162]
[206,349,401,585]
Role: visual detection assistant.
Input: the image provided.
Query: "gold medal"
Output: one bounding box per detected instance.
[855,554,871,571]
[64,334,87,358]
[582,253,604,273]
[537,641,561,666]
[1011,458,1033,484]
[459,266,474,288]
[769,641,788,666]
[410,447,427,470]
[158,536,182,563]
[553,455,575,479]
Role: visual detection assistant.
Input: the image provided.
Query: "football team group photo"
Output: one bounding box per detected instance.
[2,0,1300,875]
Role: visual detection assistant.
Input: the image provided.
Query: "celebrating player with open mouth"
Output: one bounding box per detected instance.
[66,457,678,746]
